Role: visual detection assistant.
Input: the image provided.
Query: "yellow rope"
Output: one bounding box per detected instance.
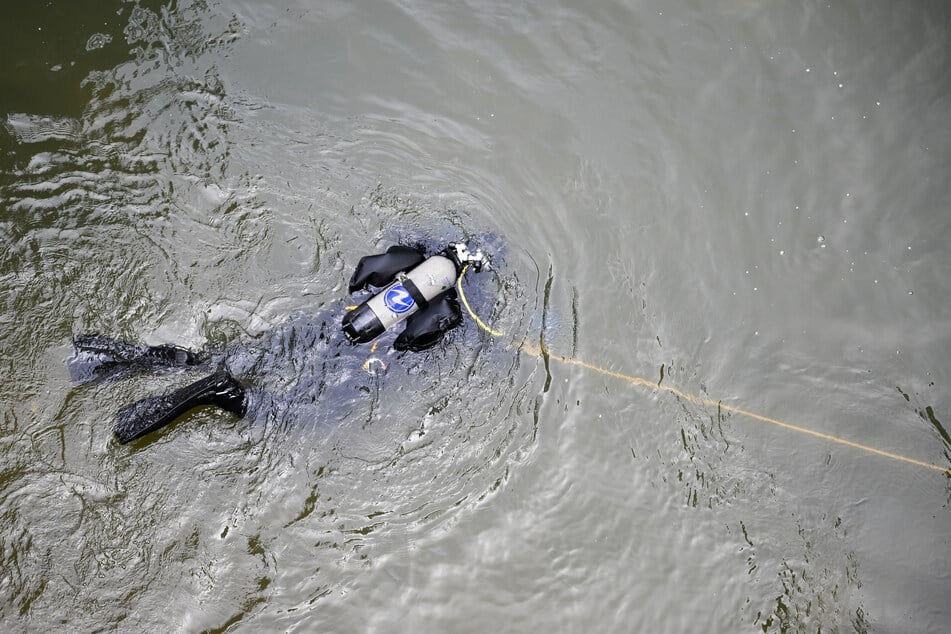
[456,267,505,337]
[456,267,951,476]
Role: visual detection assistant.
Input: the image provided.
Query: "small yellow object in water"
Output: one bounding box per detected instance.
[362,357,387,376]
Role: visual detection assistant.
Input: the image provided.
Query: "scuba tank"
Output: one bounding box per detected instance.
[342,242,486,349]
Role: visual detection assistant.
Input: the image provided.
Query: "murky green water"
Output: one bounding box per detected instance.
[2,1,950,632]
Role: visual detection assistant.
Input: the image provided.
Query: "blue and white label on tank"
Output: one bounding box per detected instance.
[383,283,415,314]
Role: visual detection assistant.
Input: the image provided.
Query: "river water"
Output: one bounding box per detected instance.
[2,1,949,632]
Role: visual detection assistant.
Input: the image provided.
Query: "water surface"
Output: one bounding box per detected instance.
[2,1,950,632]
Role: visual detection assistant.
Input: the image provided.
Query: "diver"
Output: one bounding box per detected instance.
[69,242,488,444]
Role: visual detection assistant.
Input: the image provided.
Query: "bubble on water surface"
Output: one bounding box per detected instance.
[85,32,112,51]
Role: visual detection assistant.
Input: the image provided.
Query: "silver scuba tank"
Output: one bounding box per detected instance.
[342,254,459,344]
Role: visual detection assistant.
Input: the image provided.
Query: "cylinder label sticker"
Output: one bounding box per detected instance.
[383,284,415,314]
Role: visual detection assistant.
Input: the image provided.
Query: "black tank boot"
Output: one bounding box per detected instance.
[113,370,247,444]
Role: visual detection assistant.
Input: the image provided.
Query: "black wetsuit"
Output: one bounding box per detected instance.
[70,310,373,442]
[69,243,475,443]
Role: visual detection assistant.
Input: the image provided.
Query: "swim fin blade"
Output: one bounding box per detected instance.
[70,334,207,384]
[113,370,247,444]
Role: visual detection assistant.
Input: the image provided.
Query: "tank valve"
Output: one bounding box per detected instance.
[449,242,489,272]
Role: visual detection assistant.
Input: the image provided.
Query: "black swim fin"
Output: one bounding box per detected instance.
[113,370,247,444]
[70,334,207,384]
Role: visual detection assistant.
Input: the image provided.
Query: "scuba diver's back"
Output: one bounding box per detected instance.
[69,242,488,444]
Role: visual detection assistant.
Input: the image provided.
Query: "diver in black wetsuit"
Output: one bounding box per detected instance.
[70,242,488,444]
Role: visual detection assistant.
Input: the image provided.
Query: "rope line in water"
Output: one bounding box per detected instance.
[456,267,951,476]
